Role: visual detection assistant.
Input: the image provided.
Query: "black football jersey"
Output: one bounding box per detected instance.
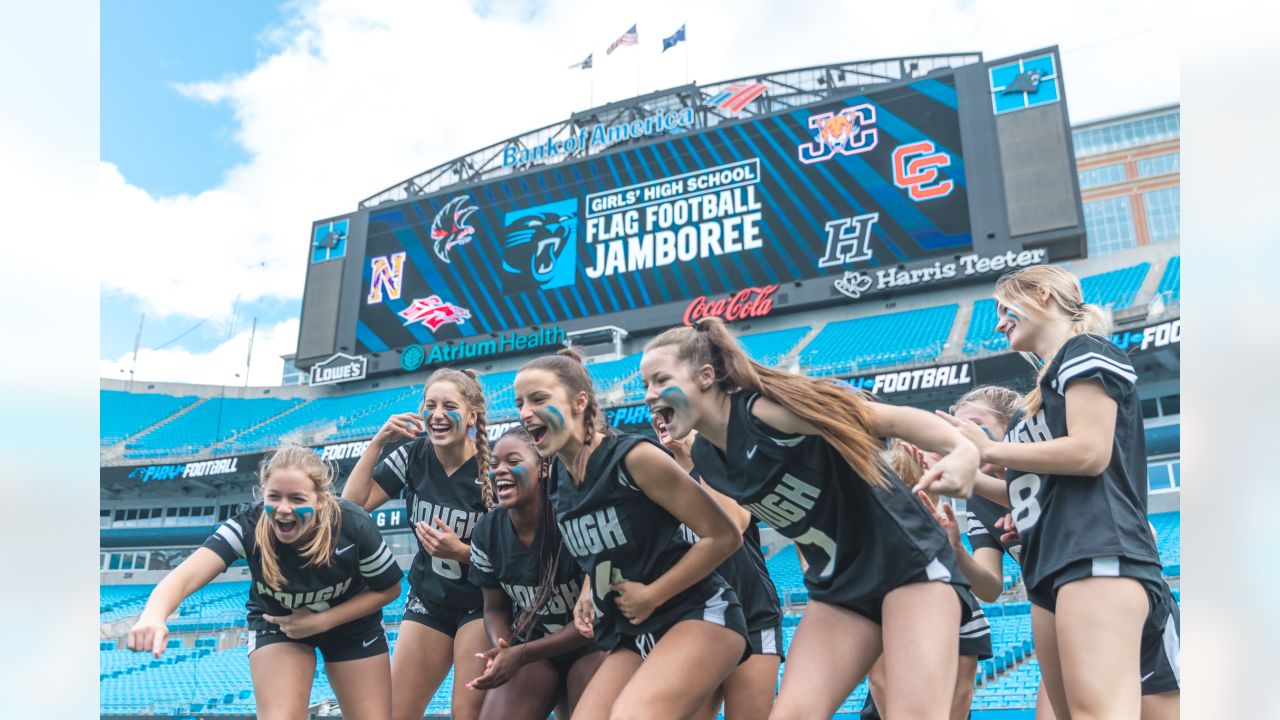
[1003,334,1161,591]
[965,493,1022,563]
[700,392,965,608]
[372,438,487,608]
[549,432,728,646]
[688,439,783,632]
[469,506,584,641]
[203,498,404,631]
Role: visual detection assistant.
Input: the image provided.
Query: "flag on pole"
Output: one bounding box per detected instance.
[607,24,638,55]
[662,24,686,52]
[569,53,592,70]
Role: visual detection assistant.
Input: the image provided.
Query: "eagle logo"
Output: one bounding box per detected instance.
[431,195,479,264]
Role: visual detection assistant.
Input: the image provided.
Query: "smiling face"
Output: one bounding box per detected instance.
[420,380,476,448]
[490,433,544,509]
[514,368,584,457]
[640,346,711,441]
[994,299,1046,353]
[262,467,322,544]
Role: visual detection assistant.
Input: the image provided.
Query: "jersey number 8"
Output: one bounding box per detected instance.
[1008,474,1043,532]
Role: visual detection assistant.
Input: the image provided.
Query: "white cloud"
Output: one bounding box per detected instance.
[101,318,300,387]
[102,0,1178,383]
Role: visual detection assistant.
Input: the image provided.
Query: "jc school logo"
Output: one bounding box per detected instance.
[798,103,878,165]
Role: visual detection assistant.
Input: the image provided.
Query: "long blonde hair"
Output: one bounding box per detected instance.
[423,367,494,509]
[254,446,341,591]
[646,317,889,489]
[993,266,1110,415]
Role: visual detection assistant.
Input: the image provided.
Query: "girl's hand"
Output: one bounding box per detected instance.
[416,519,469,562]
[375,412,424,444]
[573,582,596,638]
[127,615,170,658]
[912,438,979,498]
[262,608,332,640]
[467,638,524,690]
[934,411,994,454]
[917,491,963,550]
[611,580,659,625]
[995,513,1022,546]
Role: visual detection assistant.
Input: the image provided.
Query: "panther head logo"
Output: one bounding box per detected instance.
[431,195,479,264]
[502,199,578,292]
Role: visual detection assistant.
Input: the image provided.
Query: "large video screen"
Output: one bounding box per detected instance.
[357,76,971,352]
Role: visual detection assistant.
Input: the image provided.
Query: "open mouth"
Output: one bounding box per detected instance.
[651,405,675,429]
[428,419,454,438]
[494,475,517,499]
[274,516,300,539]
[533,236,562,276]
[524,421,548,445]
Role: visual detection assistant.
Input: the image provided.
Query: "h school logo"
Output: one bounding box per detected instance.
[367,253,406,304]
[893,141,955,201]
[818,213,879,268]
[798,104,878,165]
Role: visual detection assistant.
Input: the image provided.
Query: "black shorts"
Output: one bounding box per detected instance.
[1140,587,1180,695]
[957,587,992,660]
[1027,556,1178,695]
[403,590,483,638]
[247,611,387,663]
[521,626,603,678]
[616,587,749,662]
[747,623,784,660]
[828,557,976,630]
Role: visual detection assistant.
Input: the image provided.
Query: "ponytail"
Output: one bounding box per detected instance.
[647,317,889,489]
[994,265,1111,416]
[254,446,342,590]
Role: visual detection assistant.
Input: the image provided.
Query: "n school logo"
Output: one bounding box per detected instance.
[367,253,406,304]
[502,198,579,293]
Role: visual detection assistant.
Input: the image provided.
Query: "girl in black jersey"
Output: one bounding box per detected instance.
[466,426,605,719]
[342,368,493,720]
[655,418,784,720]
[128,446,404,720]
[940,266,1178,720]
[513,349,749,720]
[640,317,981,720]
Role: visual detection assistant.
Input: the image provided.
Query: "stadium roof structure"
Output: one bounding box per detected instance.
[358,52,983,210]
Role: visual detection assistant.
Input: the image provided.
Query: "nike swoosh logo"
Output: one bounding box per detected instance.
[1140,671,1155,682]
[336,544,355,555]
[363,636,378,647]
[746,445,758,459]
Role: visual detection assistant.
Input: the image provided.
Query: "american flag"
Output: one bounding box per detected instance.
[607,24,638,55]
[569,53,592,70]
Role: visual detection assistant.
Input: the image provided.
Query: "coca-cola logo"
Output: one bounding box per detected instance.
[683,285,779,326]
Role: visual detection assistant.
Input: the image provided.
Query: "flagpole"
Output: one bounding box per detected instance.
[684,25,689,84]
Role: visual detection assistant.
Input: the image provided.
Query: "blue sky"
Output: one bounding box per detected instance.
[100,0,296,361]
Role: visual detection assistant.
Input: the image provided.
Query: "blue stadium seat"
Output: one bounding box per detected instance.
[800,305,957,376]
[101,390,200,446]
[1155,256,1180,303]
[1079,262,1150,311]
[124,396,305,459]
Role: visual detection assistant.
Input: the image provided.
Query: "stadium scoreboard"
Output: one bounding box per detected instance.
[296,47,1083,375]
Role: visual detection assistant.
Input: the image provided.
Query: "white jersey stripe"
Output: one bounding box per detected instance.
[1058,349,1136,376]
[925,557,952,582]
[1163,612,1181,685]
[360,546,393,572]
[215,524,246,558]
[364,554,397,577]
[1052,354,1137,391]
[360,544,391,565]
[701,588,728,626]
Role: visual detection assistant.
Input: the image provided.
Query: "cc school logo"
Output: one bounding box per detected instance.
[798,104,878,165]
[893,141,955,202]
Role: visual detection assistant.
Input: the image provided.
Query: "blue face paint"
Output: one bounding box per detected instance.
[538,406,565,432]
[488,470,497,482]
[445,410,462,429]
[981,427,993,439]
[659,386,689,409]
[512,466,530,487]
[264,504,276,516]
[293,506,314,523]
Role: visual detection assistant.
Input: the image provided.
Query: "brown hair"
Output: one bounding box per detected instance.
[888,439,932,501]
[423,367,494,509]
[993,266,1111,416]
[518,348,606,480]
[254,445,341,590]
[645,317,888,488]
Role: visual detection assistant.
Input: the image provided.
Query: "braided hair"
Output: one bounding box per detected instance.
[493,425,567,642]
[423,367,494,509]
